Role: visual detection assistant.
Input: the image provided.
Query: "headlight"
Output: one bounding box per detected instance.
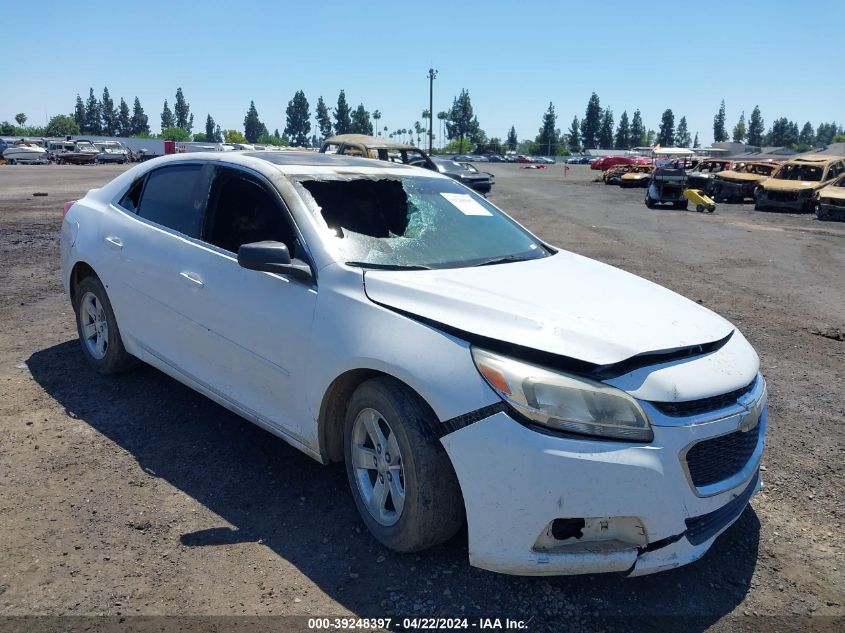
[471,348,653,442]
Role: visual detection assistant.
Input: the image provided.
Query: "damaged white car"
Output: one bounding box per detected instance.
[60,152,766,577]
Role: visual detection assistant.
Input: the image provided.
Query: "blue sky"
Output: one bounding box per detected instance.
[3,0,842,145]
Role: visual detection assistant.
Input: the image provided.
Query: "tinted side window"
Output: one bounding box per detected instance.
[136,164,205,237]
[205,168,296,255]
[119,177,145,212]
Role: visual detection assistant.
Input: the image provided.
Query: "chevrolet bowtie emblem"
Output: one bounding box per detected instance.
[737,396,762,433]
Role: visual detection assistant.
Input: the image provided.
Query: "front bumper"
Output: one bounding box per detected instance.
[440,387,766,577]
[714,180,756,201]
[817,200,845,221]
[757,190,814,211]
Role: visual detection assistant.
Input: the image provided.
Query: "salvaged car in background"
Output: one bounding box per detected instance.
[814,173,845,221]
[591,155,650,171]
[432,157,493,194]
[619,165,654,188]
[319,134,436,171]
[686,159,734,195]
[712,161,781,202]
[603,164,632,185]
[755,154,845,212]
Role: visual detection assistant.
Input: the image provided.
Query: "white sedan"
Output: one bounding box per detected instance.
[60,151,766,576]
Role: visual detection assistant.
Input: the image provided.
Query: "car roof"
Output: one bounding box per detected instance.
[323,134,420,151]
[142,150,439,178]
[785,154,842,165]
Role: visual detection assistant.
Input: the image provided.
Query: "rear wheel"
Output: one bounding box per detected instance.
[73,276,139,374]
[645,194,655,208]
[696,204,705,213]
[344,377,463,552]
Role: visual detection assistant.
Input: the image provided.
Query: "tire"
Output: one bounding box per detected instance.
[73,275,139,374]
[7,159,15,165]
[344,377,463,552]
[645,195,655,208]
[680,200,689,210]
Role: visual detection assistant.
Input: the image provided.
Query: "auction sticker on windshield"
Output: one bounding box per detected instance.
[440,192,492,216]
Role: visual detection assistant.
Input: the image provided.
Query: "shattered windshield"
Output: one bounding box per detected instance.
[776,164,823,181]
[297,176,548,269]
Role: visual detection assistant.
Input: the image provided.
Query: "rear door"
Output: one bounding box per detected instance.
[109,162,213,367]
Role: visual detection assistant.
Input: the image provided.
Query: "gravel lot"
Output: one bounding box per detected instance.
[0,162,843,632]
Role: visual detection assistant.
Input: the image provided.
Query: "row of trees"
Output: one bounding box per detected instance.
[513,94,843,156]
[72,87,151,137]
[7,89,843,154]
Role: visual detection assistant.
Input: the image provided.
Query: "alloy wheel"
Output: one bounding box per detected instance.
[80,291,109,360]
[350,407,406,526]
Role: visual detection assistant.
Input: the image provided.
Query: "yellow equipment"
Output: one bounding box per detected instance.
[684,188,716,213]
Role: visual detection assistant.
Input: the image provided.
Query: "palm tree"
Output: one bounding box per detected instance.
[372,110,381,136]
[437,111,448,150]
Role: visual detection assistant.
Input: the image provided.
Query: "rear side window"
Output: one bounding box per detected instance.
[136,164,205,237]
[119,178,144,212]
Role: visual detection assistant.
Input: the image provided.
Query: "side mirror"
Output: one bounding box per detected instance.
[237,241,313,284]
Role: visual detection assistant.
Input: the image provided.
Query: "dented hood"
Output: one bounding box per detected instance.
[818,183,845,201]
[762,178,820,192]
[363,251,734,367]
[715,170,770,183]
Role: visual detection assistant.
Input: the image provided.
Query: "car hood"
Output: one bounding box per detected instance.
[818,184,845,200]
[363,251,734,367]
[762,178,820,191]
[715,171,769,183]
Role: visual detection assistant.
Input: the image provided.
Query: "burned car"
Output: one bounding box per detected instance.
[686,159,734,195]
[602,164,633,185]
[815,173,845,221]
[712,161,781,203]
[755,155,845,212]
[319,134,436,171]
[619,164,654,188]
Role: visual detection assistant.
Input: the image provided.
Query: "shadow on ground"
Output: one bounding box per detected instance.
[28,341,761,631]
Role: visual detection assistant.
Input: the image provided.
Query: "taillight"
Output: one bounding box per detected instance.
[62,200,77,217]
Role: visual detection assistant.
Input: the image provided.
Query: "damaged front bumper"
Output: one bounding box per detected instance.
[756,190,814,211]
[440,395,765,577]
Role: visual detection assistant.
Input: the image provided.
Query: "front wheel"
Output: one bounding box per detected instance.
[73,276,139,374]
[344,377,463,552]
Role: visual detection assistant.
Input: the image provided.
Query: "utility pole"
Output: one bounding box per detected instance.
[427,68,437,154]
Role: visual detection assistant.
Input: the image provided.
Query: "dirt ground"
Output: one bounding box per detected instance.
[0,162,843,632]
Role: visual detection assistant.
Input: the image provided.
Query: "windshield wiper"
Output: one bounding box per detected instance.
[346,261,432,271]
[473,254,536,267]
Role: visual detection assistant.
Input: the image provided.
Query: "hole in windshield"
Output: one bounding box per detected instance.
[298,176,550,269]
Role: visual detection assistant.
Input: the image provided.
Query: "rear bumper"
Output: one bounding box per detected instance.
[468,180,492,194]
[441,398,765,576]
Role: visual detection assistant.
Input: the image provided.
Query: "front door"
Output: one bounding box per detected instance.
[163,166,318,446]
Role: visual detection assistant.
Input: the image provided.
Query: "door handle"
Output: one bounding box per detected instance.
[104,235,123,250]
[179,271,204,288]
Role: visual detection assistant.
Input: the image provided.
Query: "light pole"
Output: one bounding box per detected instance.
[427,68,437,154]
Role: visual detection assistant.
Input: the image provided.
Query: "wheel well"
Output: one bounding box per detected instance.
[318,369,433,463]
[69,261,98,304]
